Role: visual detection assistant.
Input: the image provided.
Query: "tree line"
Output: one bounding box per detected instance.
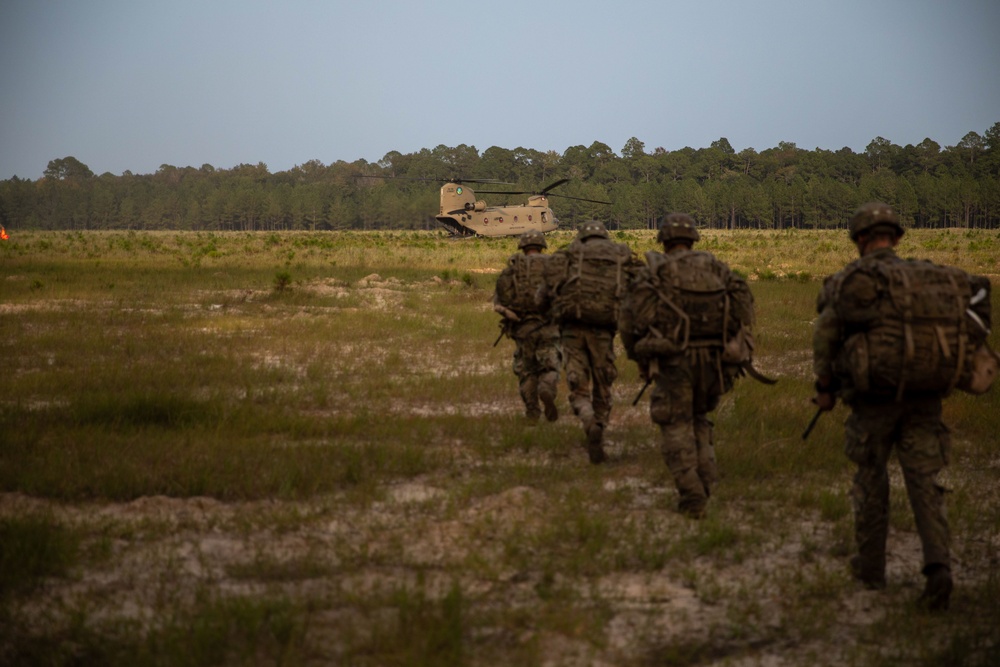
[2,124,998,233]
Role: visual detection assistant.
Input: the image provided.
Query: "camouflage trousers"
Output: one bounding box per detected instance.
[559,324,618,434]
[649,349,730,515]
[512,320,562,419]
[844,396,951,578]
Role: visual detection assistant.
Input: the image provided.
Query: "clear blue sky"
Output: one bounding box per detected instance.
[2,0,998,180]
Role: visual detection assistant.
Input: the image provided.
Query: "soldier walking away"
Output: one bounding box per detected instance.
[538,221,642,463]
[620,213,758,518]
[812,201,997,611]
[493,231,562,423]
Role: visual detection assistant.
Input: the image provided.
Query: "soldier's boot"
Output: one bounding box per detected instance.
[520,377,540,422]
[849,555,887,590]
[542,396,559,422]
[586,421,606,464]
[918,564,952,612]
[667,459,707,518]
[677,493,707,520]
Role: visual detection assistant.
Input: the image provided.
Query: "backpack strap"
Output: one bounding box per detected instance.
[945,270,967,395]
[512,254,522,300]
[654,251,691,350]
[613,247,625,324]
[721,286,731,351]
[895,265,913,401]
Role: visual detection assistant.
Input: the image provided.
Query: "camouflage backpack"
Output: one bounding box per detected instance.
[548,238,633,327]
[495,253,548,317]
[836,258,995,397]
[622,249,752,357]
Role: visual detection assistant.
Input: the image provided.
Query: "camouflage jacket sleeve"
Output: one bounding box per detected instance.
[494,257,528,323]
[617,247,648,352]
[492,263,510,306]
[812,281,841,381]
[725,266,755,327]
[812,262,882,381]
[618,266,648,360]
[493,259,513,307]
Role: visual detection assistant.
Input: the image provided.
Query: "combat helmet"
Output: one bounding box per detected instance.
[517,230,547,250]
[576,220,609,240]
[657,212,700,245]
[849,202,904,241]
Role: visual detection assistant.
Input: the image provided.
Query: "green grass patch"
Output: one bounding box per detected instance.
[2,229,999,666]
[0,514,81,600]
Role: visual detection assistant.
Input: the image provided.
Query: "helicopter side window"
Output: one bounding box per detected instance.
[541,212,547,223]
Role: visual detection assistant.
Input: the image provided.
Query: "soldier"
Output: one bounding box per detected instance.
[620,213,756,518]
[538,221,641,463]
[493,231,561,423]
[812,201,993,611]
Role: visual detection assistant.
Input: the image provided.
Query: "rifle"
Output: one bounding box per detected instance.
[742,362,778,385]
[632,377,653,406]
[495,317,549,347]
[801,407,823,440]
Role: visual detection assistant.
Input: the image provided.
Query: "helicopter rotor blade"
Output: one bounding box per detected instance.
[352,175,512,185]
[477,179,575,197]
[540,178,570,194]
[474,190,611,205]
[545,193,613,205]
[474,190,531,195]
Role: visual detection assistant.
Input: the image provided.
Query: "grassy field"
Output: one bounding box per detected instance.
[1,228,999,666]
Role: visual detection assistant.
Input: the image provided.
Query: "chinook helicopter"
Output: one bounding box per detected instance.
[435,178,610,237]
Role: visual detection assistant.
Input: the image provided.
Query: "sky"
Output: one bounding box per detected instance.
[1,0,999,180]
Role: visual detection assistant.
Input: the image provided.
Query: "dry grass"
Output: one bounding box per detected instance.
[1,229,999,666]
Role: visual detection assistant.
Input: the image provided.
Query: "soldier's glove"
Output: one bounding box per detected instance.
[638,364,650,382]
[811,379,839,411]
[493,303,521,322]
[812,392,836,411]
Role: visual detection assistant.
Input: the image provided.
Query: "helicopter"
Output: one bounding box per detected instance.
[435,178,610,237]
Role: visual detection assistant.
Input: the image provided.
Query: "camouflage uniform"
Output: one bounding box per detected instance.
[539,222,641,462]
[621,215,754,517]
[494,232,561,422]
[647,351,729,516]
[814,246,950,584]
[559,323,618,444]
[813,202,954,609]
[508,317,561,422]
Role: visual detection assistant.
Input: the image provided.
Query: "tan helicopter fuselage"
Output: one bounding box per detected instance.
[436,182,558,237]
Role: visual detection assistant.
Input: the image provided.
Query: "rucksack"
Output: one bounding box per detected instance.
[495,253,548,317]
[623,249,751,352]
[836,258,995,397]
[548,239,633,327]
